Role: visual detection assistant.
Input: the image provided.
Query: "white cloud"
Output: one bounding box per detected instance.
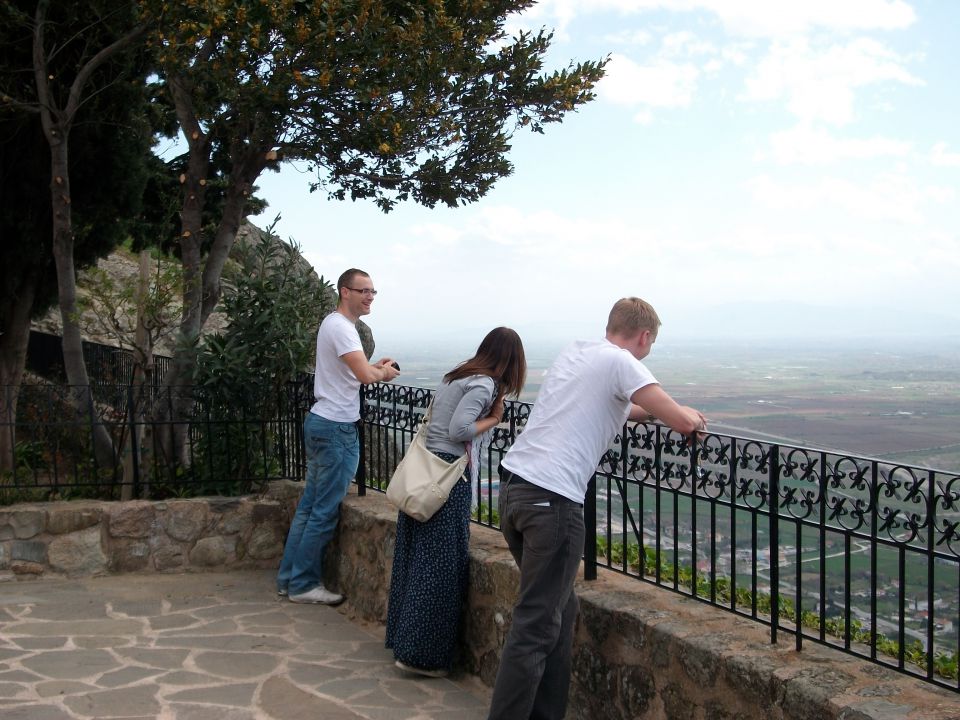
[598,53,699,116]
[747,173,931,224]
[744,37,921,126]
[763,125,912,165]
[925,186,955,204]
[523,0,916,38]
[931,142,960,167]
[686,0,916,37]
[660,31,716,57]
[603,29,653,46]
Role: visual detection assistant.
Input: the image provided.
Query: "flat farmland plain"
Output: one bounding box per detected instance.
[390,337,960,474]
[648,342,960,474]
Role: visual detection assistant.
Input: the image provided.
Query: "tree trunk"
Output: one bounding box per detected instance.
[48,137,116,470]
[0,274,36,475]
[121,249,155,500]
[153,70,212,469]
[30,0,146,484]
[199,147,267,326]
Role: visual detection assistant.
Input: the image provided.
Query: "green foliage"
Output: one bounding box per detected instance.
[165,419,280,497]
[193,223,334,409]
[472,502,500,525]
[147,0,607,212]
[77,251,183,356]
[13,441,46,472]
[362,424,403,491]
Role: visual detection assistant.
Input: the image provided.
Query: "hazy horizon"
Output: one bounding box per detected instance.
[247,2,960,356]
[367,332,960,475]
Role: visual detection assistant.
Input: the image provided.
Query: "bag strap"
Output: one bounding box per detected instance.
[420,398,435,427]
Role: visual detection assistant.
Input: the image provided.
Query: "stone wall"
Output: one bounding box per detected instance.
[0,483,300,579]
[1,483,956,719]
[331,487,959,720]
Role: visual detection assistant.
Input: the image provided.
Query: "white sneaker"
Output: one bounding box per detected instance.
[288,585,344,605]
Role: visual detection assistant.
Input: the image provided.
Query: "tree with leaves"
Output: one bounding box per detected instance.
[146,0,606,448]
[0,0,156,472]
[193,222,335,409]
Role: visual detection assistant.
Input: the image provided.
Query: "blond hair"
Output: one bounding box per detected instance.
[606,297,661,337]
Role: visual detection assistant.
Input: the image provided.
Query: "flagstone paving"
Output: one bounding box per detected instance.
[0,569,491,719]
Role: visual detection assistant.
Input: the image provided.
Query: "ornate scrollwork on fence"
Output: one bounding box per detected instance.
[778,447,822,521]
[694,432,733,502]
[734,440,772,511]
[935,474,960,559]
[822,455,873,533]
[872,463,930,547]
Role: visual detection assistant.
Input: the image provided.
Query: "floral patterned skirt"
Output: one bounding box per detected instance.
[385,454,470,672]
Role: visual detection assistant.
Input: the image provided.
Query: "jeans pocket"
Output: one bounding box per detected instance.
[519,503,560,556]
[334,423,357,449]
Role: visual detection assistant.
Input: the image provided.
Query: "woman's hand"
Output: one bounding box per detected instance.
[473,394,506,436]
[489,394,505,423]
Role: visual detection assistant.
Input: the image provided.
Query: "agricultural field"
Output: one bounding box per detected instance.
[649,341,960,474]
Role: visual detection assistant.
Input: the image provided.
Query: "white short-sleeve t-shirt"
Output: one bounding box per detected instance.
[310,311,364,422]
[501,339,657,503]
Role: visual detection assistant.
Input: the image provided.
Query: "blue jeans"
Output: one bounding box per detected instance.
[488,471,585,720]
[277,412,359,596]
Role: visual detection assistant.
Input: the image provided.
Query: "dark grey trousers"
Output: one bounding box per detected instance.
[487,473,585,720]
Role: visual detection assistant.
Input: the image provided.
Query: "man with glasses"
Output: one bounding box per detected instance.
[277,268,400,604]
[488,297,707,719]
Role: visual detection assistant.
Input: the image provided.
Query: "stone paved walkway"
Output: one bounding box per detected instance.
[0,569,491,719]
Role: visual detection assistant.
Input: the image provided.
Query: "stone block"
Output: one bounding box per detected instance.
[109,538,151,572]
[0,540,7,569]
[153,542,185,571]
[11,560,44,575]
[215,500,253,537]
[46,505,101,535]
[208,498,241,514]
[12,540,48,564]
[246,524,283,560]
[48,526,107,575]
[0,508,45,539]
[107,502,155,538]
[264,479,304,504]
[251,503,282,525]
[661,680,696,720]
[163,501,208,542]
[678,632,724,688]
[189,536,235,567]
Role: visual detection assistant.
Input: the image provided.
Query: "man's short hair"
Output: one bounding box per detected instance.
[337,268,370,293]
[606,297,661,337]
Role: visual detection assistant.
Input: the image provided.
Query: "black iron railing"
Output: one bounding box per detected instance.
[358,381,960,692]
[3,374,958,690]
[0,381,309,502]
[26,331,173,386]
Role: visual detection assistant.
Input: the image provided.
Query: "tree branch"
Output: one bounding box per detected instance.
[65,22,146,121]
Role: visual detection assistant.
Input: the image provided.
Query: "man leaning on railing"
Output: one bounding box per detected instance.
[487,297,707,720]
[275,268,400,605]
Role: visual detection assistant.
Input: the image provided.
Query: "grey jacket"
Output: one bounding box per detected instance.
[424,375,496,458]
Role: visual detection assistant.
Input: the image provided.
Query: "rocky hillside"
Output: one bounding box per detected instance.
[31,222,375,359]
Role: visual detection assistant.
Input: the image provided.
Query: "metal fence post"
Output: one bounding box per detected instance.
[127,384,141,497]
[356,390,367,496]
[769,444,780,645]
[584,475,597,580]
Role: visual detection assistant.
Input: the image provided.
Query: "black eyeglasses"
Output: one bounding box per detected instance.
[344,287,378,297]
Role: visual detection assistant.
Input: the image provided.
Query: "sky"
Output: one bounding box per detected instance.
[252,0,960,352]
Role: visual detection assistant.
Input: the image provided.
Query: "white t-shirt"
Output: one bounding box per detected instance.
[310,311,364,422]
[501,339,657,503]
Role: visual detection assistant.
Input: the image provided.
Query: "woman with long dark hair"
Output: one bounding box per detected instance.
[386,327,526,677]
